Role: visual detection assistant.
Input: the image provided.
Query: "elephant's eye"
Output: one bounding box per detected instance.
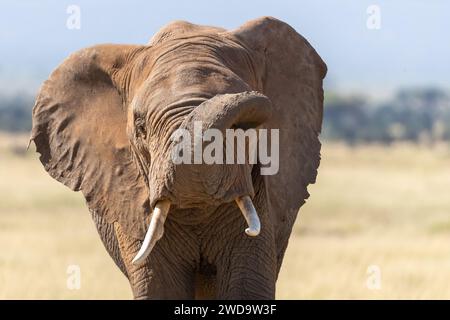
[134,117,147,139]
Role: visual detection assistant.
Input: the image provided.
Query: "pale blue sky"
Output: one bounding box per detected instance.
[0,0,448,96]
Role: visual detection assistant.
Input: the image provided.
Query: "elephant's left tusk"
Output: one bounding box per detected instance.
[235,196,261,236]
[132,200,171,266]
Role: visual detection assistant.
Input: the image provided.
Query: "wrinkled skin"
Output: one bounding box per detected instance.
[31,17,327,299]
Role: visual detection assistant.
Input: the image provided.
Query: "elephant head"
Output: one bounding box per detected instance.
[31,17,326,275]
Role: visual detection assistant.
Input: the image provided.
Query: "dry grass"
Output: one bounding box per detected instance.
[1,132,450,299]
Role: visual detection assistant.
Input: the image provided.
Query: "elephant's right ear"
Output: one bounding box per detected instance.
[31,44,150,239]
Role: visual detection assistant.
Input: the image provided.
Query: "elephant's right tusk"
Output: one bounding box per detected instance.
[132,200,171,266]
[235,196,261,237]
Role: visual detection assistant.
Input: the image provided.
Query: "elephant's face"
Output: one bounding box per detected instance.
[126,44,276,262]
[31,17,327,268]
[130,78,272,210]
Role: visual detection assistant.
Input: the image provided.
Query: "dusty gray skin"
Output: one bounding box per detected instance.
[31,17,327,299]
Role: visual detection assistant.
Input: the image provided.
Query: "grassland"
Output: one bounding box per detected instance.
[1,133,450,299]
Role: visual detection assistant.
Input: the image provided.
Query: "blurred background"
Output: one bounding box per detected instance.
[1,0,450,299]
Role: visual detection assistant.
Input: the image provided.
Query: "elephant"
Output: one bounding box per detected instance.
[30,16,327,299]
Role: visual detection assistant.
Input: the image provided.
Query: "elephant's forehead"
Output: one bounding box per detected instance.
[148,20,226,46]
[133,37,254,111]
[151,35,248,73]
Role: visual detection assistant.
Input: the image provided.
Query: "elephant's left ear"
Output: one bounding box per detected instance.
[31,44,150,240]
[228,17,327,266]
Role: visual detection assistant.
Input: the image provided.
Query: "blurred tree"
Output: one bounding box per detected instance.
[0,93,33,132]
[323,88,450,145]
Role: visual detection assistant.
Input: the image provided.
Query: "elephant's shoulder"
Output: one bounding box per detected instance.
[148,20,225,45]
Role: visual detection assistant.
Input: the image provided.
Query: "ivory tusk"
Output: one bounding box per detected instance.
[235,196,261,237]
[132,200,171,265]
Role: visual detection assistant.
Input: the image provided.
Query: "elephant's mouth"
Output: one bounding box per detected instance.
[131,195,260,265]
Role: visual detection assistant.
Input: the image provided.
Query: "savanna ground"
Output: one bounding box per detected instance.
[1,132,450,299]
